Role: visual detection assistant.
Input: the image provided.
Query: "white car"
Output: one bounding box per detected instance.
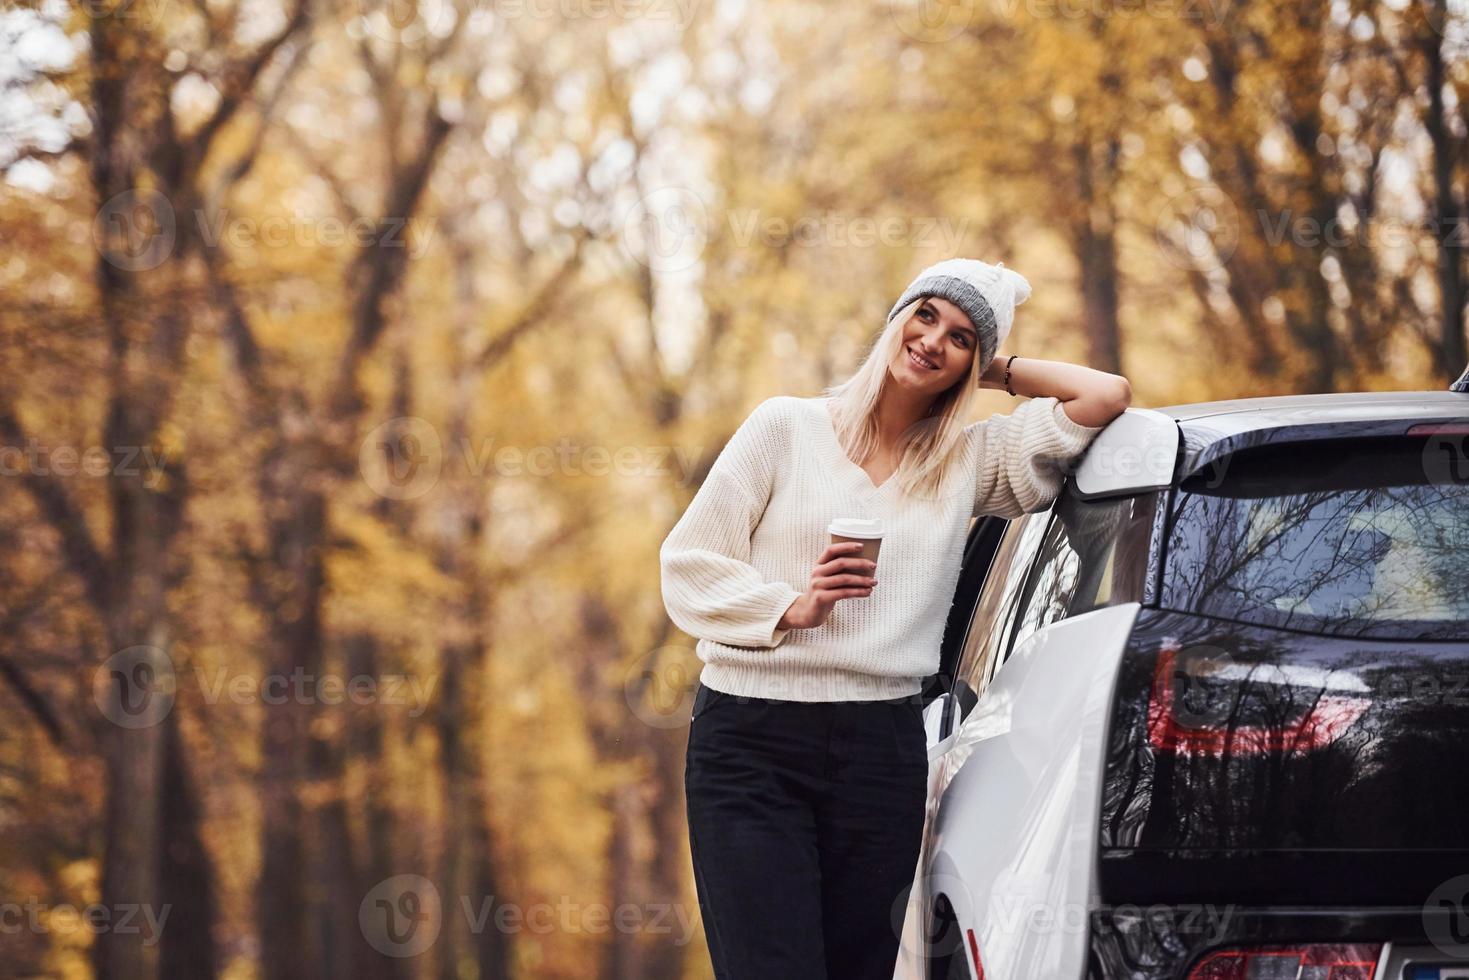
[895,388,1469,980]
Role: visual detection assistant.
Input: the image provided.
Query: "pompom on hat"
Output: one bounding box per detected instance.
[886,257,1032,383]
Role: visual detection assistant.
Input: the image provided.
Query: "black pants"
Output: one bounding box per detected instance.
[683,681,928,980]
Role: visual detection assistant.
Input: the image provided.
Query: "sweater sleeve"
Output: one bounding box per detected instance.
[659,399,806,649]
[969,396,1107,519]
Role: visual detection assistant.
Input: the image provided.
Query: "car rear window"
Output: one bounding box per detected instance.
[1160,435,1469,640]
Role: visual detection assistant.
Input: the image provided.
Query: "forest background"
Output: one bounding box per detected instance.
[2,0,1467,976]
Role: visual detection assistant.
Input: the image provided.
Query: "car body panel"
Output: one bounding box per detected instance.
[1151,389,1469,423]
[921,603,1141,980]
[1158,390,1469,480]
[1099,608,1469,907]
[895,387,1469,980]
[1072,407,1179,501]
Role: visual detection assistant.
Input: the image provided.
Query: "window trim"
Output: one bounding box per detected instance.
[953,503,1056,700]
[1002,485,1165,666]
[998,507,1062,670]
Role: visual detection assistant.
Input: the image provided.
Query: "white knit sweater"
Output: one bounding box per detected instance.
[659,394,1106,701]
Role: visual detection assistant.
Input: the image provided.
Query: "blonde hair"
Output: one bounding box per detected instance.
[820,297,989,503]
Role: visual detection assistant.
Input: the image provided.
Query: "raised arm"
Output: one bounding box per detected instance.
[970,357,1130,518]
[978,354,1131,427]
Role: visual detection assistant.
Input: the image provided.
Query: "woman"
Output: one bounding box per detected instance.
[659,257,1130,979]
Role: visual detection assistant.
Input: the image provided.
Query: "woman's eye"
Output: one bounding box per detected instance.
[953,334,970,348]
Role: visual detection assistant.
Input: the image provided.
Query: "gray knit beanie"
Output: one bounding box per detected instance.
[886,257,1032,381]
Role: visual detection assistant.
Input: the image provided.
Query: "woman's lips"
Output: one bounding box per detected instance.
[907,345,939,370]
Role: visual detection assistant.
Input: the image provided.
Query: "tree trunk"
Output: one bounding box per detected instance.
[1423,3,1468,380]
[256,487,326,980]
[158,709,220,980]
[1074,221,1123,375]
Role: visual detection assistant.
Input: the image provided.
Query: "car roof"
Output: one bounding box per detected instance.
[1070,390,1469,498]
[1150,389,1469,424]
[1155,390,1469,479]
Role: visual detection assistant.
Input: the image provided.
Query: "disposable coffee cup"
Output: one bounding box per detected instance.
[828,517,884,565]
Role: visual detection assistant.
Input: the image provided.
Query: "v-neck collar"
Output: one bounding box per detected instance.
[816,397,898,497]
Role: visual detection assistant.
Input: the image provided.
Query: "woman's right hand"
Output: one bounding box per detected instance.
[777,541,878,631]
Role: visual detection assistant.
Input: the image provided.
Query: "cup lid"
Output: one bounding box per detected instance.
[828,517,884,538]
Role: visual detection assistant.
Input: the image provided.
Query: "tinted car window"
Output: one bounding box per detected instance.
[1008,484,1159,657]
[954,508,1052,701]
[1161,435,1469,640]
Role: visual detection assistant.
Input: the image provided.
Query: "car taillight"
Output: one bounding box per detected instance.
[965,927,985,979]
[1147,637,1372,755]
[1186,943,1382,979]
[1406,422,1469,435]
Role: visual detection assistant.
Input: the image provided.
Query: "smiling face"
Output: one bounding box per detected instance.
[889,296,979,395]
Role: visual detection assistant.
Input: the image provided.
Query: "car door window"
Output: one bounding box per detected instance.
[1005,482,1160,660]
[952,505,1054,710]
